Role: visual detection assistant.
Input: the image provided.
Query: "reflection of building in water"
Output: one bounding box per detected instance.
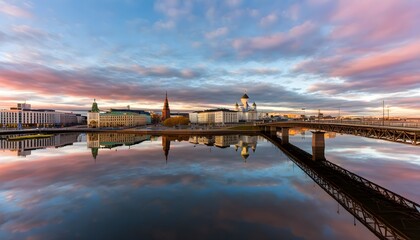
[215,135,239,148]
[188,136,215,146]
[87,133,151,159]
[0,133,80,156]
[159,136,189,162]
[188,135,257,161]
[325,132,336,139]
[234,136,257,161]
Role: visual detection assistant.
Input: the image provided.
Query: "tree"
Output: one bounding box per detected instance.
[163,117,190,127]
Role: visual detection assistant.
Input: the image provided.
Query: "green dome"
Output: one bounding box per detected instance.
[241,93,249,99]
[91,99,100,112]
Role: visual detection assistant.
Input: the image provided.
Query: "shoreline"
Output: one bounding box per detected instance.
[0,128,262,136]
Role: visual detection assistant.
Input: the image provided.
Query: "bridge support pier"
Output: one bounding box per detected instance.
[270,126,277,133]
[312,131,325,161]
[281,127,290,144]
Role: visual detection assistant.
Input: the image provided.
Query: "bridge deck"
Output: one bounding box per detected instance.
[262,133,420,240]
[261,122,420,145]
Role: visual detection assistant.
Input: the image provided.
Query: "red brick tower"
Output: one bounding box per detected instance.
[162,92,170,121]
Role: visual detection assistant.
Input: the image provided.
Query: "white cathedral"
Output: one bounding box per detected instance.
[235,93,258,122]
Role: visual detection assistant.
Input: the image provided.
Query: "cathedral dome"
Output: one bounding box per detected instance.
[241,93,249,99]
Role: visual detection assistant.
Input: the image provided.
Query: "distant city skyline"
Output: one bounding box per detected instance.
[0,0,419,117]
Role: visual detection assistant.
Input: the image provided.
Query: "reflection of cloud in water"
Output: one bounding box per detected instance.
[289,129,420,202]
[0,136,392,240]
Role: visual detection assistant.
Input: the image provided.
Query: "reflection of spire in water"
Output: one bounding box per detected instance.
[162,136,170,164]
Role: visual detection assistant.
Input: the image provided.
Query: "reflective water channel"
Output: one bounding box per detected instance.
[0,129,419,240]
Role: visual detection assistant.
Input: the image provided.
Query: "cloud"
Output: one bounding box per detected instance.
[132,65,202,79]
[260,13,278,27]
[297,40,420,94]
[154,19,176,30]
[205,27,229,39]
[231,21,322,59]
[237,68,282,76]
[154,0,193,18]
[330,0,420,43]
[0,2,32,18]
[225,0,242,8]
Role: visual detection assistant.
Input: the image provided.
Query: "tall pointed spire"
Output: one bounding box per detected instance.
[162,136,170,164]
[162,92,170,121]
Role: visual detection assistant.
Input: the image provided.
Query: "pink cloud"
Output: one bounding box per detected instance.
[332,40,420,77]
[154,0,193,18]
[232,21,319,58]
[330,0,420,42]
[0,2,32,18]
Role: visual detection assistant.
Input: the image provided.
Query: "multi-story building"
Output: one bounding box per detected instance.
[87,100,149,128]
[190,109,238,124]
[0,103,79,128]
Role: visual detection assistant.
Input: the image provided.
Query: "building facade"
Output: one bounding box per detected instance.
[87,100,149,128]
[0,103,79,128]
[190,109,238,124]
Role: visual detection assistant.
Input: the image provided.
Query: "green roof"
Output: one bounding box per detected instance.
[241,93,249,99]
[91,101,100,113]
[100,111,138,116]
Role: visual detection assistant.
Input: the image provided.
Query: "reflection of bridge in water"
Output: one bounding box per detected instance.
[262,132,420,240]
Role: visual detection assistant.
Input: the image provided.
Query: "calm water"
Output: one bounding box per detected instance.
[0,130,419,240]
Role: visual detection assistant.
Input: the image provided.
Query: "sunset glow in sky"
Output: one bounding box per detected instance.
[0,0,419,116]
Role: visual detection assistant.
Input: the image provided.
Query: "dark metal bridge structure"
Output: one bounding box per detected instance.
[259,122,420,146]
[262,132,420,240]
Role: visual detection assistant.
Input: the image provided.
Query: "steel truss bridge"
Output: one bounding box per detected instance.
[262,133,420,240]
[260,122,420,146]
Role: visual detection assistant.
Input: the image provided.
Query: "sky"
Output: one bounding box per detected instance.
[0,0,419,117]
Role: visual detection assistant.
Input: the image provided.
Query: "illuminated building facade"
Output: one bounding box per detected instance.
[0,103,79,128]
[87,100,149,128]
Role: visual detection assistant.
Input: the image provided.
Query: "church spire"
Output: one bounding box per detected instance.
[162,92,170,121]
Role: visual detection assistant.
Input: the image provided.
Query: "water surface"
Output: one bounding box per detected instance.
[1,131,419,239]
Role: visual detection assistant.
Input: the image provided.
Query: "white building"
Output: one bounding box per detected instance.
[235,93,258,122]
[0,103,79,128]
[190,109,239,124]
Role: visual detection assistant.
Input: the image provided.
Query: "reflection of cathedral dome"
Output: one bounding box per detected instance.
[241,93,249,99]
[241,153,249,160]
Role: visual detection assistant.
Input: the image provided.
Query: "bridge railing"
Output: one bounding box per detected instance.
[257,120,420,128]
